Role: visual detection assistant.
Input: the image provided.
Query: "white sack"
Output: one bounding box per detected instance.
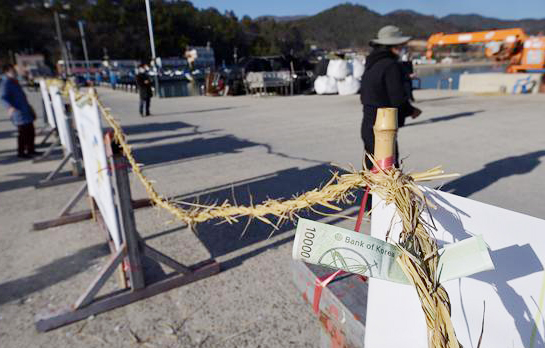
[337,76,360,95]
[326,59,349,80]
[314,75,338,95]
[352,59,365,79]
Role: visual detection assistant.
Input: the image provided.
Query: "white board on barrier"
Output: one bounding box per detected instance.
[49,85,75,155]
[69,90,122,249]
[39,80,56,129]
[366,188,545,348]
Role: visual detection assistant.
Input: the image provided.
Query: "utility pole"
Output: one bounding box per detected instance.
[66,41,75,73]
[144,0,160,97]
[54,10,71,76]
[78,20,91,75]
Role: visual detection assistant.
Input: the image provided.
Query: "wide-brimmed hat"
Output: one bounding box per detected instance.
[371,25,411,46]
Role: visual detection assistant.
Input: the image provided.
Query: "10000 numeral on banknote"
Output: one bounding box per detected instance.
[292,218,410,284]
[292,218,494,284]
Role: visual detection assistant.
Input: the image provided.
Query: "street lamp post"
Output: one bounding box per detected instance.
[144,0,160,97]
[78,20,91,75]
[66,41,76,73]
[53,10,71,76]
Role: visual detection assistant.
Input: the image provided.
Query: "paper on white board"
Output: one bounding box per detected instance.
[69,90,121,249]
[366,187,545,348]
[38,80,56,129]
[48,85,75,154]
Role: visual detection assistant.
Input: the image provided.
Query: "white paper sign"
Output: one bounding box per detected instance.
[48,85,75,155]
[39,80,56,129]
[366,187,545,348]
[69,90,121,249]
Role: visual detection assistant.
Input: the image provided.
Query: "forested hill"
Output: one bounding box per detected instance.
[288,4,545,49]
[441,14,545,34]
[2,1,544,66]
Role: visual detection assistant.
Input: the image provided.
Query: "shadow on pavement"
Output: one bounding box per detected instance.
[0,171,55,193]
[183,164,357,260]
[0,243,110,306]
[414,96,460,103]
[0,156,29,165]
[133,135,260,166]
[152,106,240,117]
[405,110,484,127]
[128,129,220,145]
[441,150,545,197]
[0,129,16,139]
[122,121,194,135]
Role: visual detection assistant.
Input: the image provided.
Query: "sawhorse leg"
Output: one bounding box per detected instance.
[34,138,61,163]
[39,128,55,146]
[35,152,83,188]
[32,183,90,230]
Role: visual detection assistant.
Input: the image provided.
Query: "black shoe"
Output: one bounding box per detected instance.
[29,151,43,156]
[17,154,32,159]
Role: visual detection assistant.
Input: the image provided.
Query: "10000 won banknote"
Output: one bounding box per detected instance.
[292,218,410,284]
[292,218,494,285]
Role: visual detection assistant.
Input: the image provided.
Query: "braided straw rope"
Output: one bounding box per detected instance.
[63,81,461,347]
[363,159,462,348]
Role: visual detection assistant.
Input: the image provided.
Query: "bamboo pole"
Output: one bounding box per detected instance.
[373,108,398,167]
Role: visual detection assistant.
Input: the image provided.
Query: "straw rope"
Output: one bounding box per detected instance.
[58,80,462,347]
[97,93,456,228]
[362,159,462,348]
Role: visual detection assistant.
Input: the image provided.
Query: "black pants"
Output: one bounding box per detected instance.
[139,97,151,116]
[18,122,35,155]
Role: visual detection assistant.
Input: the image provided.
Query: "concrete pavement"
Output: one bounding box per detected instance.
[0,87,543,347]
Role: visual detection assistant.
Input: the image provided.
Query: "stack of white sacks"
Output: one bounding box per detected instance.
[314,59,365,95]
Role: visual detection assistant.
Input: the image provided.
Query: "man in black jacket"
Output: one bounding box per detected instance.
[135,64,152,117]
[360,26,421,169]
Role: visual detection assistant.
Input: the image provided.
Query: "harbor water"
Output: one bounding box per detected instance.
[415,64,507,90]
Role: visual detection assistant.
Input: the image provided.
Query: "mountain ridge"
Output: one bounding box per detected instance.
[269,4,545,49]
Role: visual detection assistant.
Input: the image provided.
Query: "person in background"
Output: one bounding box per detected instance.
[95,71,102,85]
[135,64,152,117]
[1,64,39,159]
[360,25,421,170]
[109,69,118,89]
[401,51,415,102]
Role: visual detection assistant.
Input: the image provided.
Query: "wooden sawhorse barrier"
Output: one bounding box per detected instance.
[35,92,84,188]
[35,134,220,332]
[31,181,150,231]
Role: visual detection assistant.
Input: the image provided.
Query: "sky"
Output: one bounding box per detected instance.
[190,0,545,20]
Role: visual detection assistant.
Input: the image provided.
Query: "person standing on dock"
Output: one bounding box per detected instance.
[360,25,421,169]
[401,52,415,102]
[1,64,39,159]
[135,64,153,117]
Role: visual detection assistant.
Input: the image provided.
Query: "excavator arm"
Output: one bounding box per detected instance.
[426,28,528,59]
